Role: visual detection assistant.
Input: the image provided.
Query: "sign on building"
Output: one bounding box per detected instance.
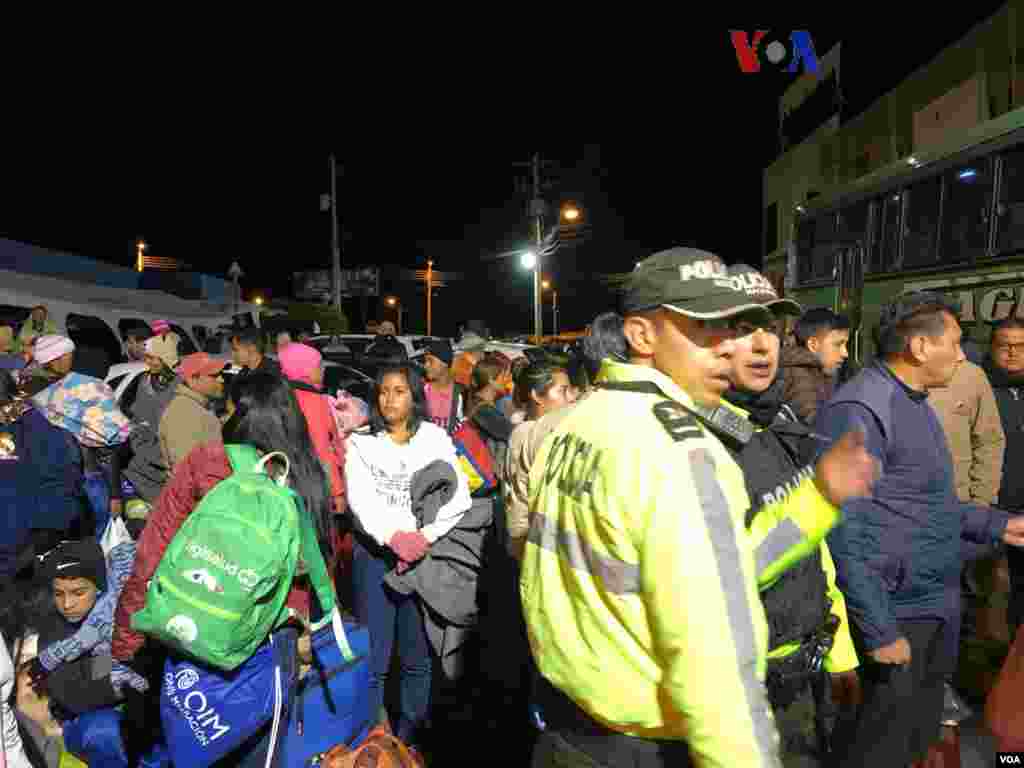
[293,268,379,301]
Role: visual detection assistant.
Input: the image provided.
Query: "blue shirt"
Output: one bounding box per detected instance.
[816,363,1008,652]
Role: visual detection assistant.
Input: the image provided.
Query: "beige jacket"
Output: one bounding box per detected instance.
[503,405,575,560]
[928,361,1005,505]
[159,383,222,470]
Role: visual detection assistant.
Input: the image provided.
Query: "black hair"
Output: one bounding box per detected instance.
[230,327,266,354]
[513,360,567,416]
[993,317,1024,337]
[0,370,15,403]
[793,308,850,347]
[582,312,628,380]
[367,363,430,437]
[221,373,335,561]
[876,291,959,360]
[125,326,153,342]
[466,356,508,419]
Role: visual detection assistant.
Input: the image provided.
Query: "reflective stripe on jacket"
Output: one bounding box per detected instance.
[521,360,836,768]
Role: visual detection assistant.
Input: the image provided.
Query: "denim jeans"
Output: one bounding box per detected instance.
[351,536,432,744]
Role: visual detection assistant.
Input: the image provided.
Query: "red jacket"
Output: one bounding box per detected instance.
[291,386,346,513]
[111,440,337,661]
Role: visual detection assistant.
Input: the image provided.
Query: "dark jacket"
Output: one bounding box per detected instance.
[816,363,1009,659]
[984,359,1024,631]
[468,403,513,485]
[723,385,831,653]
[0,402,85,536]
[780,346,833,425]
[122,372,179,503]
[385,459,493,679]
[245,356,282,378]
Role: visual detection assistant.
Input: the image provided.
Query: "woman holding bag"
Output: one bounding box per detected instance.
[112,373,339,766]
[344,363,472,749]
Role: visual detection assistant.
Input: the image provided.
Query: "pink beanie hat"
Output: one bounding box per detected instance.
[151,319,171,335]
[279,343,322,384]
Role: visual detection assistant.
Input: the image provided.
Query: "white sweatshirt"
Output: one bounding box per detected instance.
[1,631,32,768]
[344,422,472,547]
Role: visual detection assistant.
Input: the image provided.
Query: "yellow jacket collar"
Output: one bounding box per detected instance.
[596,359,698,411]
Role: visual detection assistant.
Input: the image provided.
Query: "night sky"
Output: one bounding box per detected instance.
[0,16,1007,336]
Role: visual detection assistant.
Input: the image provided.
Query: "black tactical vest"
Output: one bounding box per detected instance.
[725,412,831,649]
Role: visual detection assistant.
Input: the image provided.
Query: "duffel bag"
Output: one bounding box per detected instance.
[280,614,372,766]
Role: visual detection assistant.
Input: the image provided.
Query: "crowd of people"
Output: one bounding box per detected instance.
[0,250,1022,767]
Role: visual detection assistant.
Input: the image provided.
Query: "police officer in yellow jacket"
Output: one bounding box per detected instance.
[522,248,878,768]
[717,265,859,767]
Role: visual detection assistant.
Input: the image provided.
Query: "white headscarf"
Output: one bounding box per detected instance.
[33,334,75,365]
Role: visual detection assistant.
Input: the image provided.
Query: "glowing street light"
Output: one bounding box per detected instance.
[253,295,264,305]
[521,250,537,269]
[384,296,403,333]
[135,239,147,272]
[561,205,581,222]
[542,279,559,336]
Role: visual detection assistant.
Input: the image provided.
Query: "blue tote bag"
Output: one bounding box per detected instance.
[160,630,292,768]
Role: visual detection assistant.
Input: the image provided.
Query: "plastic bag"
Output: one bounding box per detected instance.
[100,517,132,555]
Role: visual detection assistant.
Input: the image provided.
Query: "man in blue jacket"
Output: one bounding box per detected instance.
[815,292,1024,767]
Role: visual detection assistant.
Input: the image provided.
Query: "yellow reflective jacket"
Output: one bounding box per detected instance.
[521,360,840,768]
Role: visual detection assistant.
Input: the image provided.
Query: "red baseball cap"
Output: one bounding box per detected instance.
[177,353,227,380]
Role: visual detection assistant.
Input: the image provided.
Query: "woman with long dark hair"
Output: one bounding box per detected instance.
[111,373,336,766]
[112,372,335,660]
[344,363,471,747]
[464,356,515,472]
[504,361,577,561]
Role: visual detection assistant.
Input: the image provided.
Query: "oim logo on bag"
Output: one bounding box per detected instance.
[175,668,200,691]
[163,673,232,745]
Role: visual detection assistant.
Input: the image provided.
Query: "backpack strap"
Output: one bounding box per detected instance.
[446,383,465,435]
[597,380,753,445]
[224,443,263,475]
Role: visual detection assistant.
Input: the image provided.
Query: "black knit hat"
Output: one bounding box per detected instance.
[43,539,107,592]
[422,340,454,367]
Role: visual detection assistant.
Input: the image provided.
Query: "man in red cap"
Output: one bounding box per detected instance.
[158,353,226,470]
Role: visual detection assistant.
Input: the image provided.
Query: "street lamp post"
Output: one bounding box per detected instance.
[385,296,403,335]
[542,280,559,336]
[135,240,147,273]
[521,250,540,338]
[228,261,244,316]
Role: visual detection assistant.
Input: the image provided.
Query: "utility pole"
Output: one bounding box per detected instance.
[426,259,433,336]
[531,152,544,339]
[329,155,342,313]
[552,288,559,336]
[228,261,244,316]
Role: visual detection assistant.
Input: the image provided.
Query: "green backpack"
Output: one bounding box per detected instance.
[131,444,338,671]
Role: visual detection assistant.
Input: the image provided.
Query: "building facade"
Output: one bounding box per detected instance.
[764,4,1024,288]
